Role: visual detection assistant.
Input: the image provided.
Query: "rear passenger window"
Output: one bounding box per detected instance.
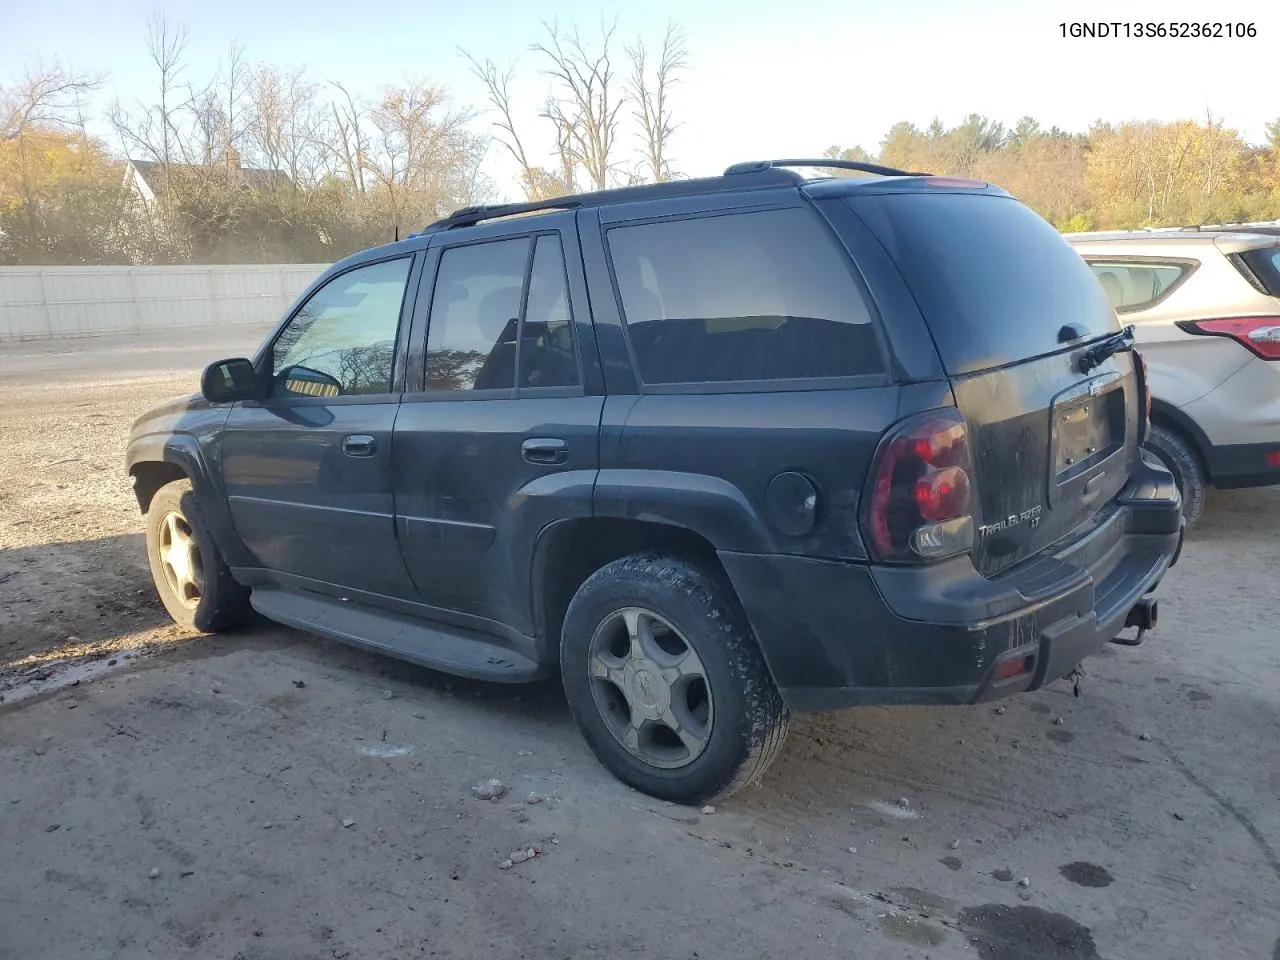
[1087,261,1191,313]
[426,238,530,391]
[520,236,580,388]
[607,208,882,385]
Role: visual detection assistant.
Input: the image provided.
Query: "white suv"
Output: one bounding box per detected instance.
[1067,227,1280,525]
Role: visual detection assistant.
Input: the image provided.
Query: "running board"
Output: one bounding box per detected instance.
[250,587,548,683]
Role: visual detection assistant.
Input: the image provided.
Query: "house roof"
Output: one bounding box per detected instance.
[128,159,291,196]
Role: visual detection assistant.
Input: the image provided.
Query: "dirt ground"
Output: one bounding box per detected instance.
[2,334,1279,960]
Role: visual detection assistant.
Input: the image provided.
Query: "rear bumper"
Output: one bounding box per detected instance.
[1205,440,1280,490]
[720,458,1183,713]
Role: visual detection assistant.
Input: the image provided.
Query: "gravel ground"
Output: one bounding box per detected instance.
[2,334,1279,960]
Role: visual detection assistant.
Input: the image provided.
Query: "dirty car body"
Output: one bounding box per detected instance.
[127,159,1184,801]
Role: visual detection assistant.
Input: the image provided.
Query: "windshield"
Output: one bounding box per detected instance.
[846,193,1121,377]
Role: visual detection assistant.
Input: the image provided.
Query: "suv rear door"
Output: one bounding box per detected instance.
[843,187,1142,576]
[391,213,604,635]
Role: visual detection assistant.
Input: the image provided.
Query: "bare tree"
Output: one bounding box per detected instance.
[1,61,104,142]
[328,80,368,194]
[461,53,537,192]
[366,80,470,224]
[220,41,250,170]
[247,65,323,185]
[626,22,687,182]
[533,20,625,191]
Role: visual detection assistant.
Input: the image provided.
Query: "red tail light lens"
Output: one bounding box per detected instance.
[865,409,976,563]
[915,466,971,521]
[1177,316,1280,360]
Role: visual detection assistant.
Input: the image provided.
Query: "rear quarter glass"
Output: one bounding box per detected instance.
[846,193,1120,377]
[1236,245,1280,297]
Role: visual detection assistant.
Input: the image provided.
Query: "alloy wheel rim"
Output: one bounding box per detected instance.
[587,606,713,769]
[157,510,204,609]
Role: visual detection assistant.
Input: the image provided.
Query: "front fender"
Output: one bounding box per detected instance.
[125,405,251,568]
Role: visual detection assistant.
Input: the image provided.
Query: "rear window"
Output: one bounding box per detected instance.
[607,207,883,385]
[1085,260,1193,313]
[847,193,1120,376]
[1236,246,1280,297]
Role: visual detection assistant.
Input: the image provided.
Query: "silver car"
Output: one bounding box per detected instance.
[1067,227,1280,525]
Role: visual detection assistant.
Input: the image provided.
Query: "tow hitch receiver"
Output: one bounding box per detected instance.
[1112,597,1158,646]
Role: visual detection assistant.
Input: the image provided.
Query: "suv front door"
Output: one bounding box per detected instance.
[220,254,422,600]
[393,216,603,636]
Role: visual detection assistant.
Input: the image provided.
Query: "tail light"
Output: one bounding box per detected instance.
[863,408,976,563]
[1175,316,1280,360]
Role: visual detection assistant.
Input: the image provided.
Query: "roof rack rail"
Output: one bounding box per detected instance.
[724,158,932,178]
[424,198,584,233]
[420,167,807,233]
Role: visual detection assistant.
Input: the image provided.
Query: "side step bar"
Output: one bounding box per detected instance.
[250,588,549,683]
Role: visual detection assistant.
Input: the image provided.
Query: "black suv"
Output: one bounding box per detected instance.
[126,160,1184,803]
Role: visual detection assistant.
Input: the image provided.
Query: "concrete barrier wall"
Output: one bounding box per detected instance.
[0,264,330,342]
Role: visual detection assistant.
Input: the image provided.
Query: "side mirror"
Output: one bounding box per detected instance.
[201,358,260,403]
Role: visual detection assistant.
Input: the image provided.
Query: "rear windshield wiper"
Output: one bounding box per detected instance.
[1078,325,1136,374]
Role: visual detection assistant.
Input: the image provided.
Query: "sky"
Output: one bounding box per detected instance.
[3,0,1277,201]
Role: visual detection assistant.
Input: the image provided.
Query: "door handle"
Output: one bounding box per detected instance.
[521,438,569,465]
[342,434,377,458]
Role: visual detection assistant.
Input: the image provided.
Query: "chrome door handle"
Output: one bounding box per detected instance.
[342,435,376,458]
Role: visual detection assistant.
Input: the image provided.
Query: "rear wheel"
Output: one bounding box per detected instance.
[145,478,250,632]
[1146,425,1206,527]
[560,553,790,804]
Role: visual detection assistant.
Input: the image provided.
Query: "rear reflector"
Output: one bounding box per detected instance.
[994,655,1034,683]
[1177,316,1280,360]
[1265,451,1280,468]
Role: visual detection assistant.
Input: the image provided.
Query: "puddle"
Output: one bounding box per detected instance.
[1047,729,1075,744]
[960,904,1100,960]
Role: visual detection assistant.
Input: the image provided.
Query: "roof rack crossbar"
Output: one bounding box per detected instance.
[724,158,932,178]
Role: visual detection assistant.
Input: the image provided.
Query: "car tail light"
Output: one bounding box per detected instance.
[1176,316,1280,360]
[864,408,976,562]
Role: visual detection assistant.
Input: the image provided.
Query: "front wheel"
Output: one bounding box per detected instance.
[560,553,790,804]
[145,478,250,632]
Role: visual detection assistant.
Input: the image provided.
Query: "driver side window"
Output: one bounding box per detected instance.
[271,257,412,398]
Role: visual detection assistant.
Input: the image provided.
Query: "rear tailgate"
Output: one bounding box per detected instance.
[847,189,1141,576]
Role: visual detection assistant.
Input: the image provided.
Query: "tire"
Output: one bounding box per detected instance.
[560,552,790,804]
[1146,425,1206,527]
[145,478,250,632]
